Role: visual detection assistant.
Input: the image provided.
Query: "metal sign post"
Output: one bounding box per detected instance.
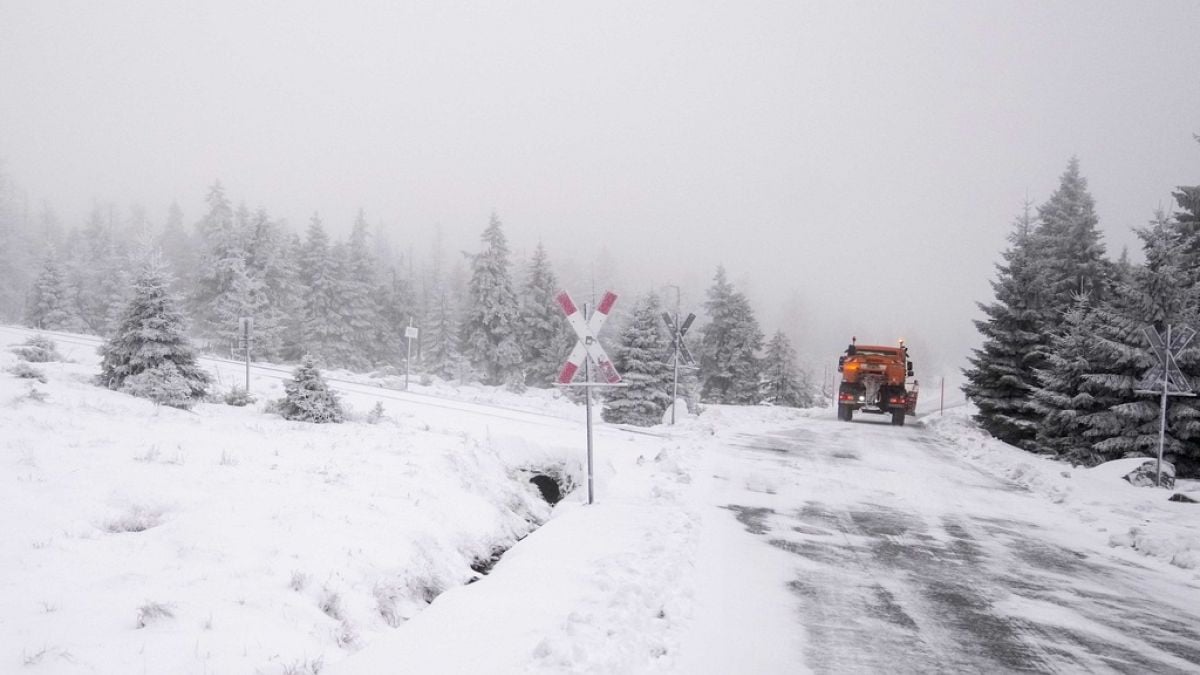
[238,316,253,392]
[404,324,419,391]
[555,290,624,505]
[661,310,696,425]
[1134,324,1196,487]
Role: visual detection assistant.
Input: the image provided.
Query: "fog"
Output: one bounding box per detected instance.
[2,1,1198,397]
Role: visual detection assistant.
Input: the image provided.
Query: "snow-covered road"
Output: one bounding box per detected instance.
[694,413,1200,673]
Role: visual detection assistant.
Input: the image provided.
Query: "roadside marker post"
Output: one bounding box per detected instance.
[238,316,253,392]
[404,324,419,391]
[1134,324,1196,487]
[555,290,624,505]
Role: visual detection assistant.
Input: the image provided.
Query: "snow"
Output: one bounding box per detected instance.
[6,323,1200,674]
[922,406,1200,571]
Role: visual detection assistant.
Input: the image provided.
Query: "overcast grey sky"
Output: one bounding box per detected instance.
[2,1,1198,392]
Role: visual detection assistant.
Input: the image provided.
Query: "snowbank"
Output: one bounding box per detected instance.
[0,327,583,673]
[921,407,1200,572]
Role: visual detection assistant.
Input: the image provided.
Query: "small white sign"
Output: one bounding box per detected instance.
[405,326,419,339]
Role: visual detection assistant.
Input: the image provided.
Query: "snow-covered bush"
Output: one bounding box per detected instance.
[7,362,47,383]
[135,602,174,628]
[98,260,210,409]
[120,362,199,409]
[275,355,344,423]
[366,401,385,424]
[223,387,257,407]
[10,334,61,363]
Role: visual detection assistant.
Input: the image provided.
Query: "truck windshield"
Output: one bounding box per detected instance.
[855,349,897,357]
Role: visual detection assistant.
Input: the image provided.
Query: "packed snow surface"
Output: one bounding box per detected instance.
[4,325,1200,673]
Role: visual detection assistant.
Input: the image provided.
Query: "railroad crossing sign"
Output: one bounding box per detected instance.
[1135,324,1196,489]
[1135,325,1196,394]
[662,312,696,366]
[556,290,622,385]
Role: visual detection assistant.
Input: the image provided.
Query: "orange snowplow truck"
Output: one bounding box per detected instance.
[837,337,918,425]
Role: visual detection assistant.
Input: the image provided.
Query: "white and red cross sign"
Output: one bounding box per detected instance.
[555,290,622,385]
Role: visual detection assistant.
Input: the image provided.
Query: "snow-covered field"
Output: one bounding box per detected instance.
[5,323,1200,674]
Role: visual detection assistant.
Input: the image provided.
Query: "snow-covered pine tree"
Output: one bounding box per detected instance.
[157,201,196,296]
[1075,211,1198,468]
[602,292,672,426]
[1034,157,1110,319]
[241,208,294,361]
[297,214,352,368]
[276,354,344,423]
[462,213,522,385]
[761,330,812,408]
[1031,296,1113,462]
[699,266,763,404]
[419,228,458,379]
[191,183,247,345]
[518,243,572,388]
[98,258,210,409]
[963,203,1047,450]
[334,210,383,370]
[26,249,82,331]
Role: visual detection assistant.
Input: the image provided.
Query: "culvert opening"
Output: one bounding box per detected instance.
[530,474,563,504]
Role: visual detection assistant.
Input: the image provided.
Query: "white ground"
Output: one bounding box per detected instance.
[2,324,1198,674]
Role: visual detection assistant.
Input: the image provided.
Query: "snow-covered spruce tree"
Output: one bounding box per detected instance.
[297,214,352,368]
[241,208,295,361]
[1072,211,1199,469]
[342,210,385,369]
[518,243,572,388]
[26,249,82,331]
[699,266,763,404]
[191,183,248,346]
[276,354,344,423]
[602,292,672,426]
[98,259,211,409]
[421,229,460,379]
[761,330,812,408]
[462,213,522,385]
[1031,296,1112,462]
[1033,157,1111,320]
[157,201,196,297]
[963,204,1047,450]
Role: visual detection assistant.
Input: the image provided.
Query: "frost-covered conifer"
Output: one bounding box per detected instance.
[699,266,763,404]
[1031,297,1111,462]
[241,208,295,360]
[1034,157,1110,318]
[98,259,210,408]
[298,214,351,367]
[1079,211,1200,471]
[26,250,82,331]
[963,204,1047,449]
[462,213,522,385]
[603,293,672,426]
[761,330,812,408]
[343,210,384,369]
[192,183,248,344]
[518,243,572,388]
[277,354,344,423]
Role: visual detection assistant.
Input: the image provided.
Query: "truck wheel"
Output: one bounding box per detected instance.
[891,410,905,426]
[839,405,853,422]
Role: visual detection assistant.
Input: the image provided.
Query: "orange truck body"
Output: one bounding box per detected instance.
[837,342,917,425]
